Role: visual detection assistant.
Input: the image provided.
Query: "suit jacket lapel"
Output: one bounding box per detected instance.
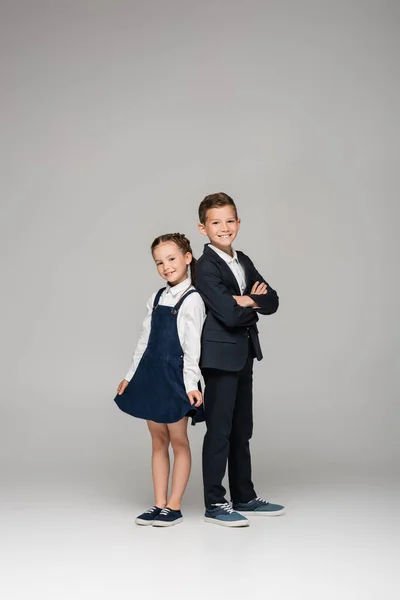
[237,252,252,294]
[203,244,241,295]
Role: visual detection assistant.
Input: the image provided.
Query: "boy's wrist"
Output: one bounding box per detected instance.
[233,295,258,308]
[244,295,257,308]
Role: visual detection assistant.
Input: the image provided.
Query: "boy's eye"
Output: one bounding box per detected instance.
[169,257,175,261]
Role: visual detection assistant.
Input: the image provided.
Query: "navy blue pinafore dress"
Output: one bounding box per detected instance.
[114,288,205,425]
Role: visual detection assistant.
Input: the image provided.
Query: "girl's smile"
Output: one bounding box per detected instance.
[153,241,192,286]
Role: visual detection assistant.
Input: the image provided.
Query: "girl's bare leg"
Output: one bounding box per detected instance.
[166,417,191,511]
[147,420,170,508]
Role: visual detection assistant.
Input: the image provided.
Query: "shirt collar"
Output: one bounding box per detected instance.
[208,243,238,265]
[165,276,192,296]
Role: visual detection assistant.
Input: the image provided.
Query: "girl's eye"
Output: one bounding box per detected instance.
[169,258,175,261]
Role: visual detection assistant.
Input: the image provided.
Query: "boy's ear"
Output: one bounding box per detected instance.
[198,223,207,237]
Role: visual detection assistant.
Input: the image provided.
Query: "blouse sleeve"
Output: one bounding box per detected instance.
[124,294,154,382]
[178,292,206,393]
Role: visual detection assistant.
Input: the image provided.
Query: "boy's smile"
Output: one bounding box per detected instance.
[198,206,240,255]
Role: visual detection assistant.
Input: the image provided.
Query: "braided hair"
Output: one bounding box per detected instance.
[151,233,196,285]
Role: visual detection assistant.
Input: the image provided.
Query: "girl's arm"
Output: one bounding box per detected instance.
[179,293,206,393]
[124,294,154,381]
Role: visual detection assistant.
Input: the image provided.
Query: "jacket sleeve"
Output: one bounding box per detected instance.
[196,261,258,328]
[246,257,279,315]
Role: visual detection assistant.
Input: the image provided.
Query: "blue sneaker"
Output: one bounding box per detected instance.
[233,497,285,516]
[152,507,183,527]
[204,502,249,527]
[135,505,163,526]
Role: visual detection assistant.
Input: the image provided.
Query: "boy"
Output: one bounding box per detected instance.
[196,192,284,527]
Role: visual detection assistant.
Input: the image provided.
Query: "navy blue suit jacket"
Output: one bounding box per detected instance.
[196,244,279,371]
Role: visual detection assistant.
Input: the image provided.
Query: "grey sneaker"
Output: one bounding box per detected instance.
[204,502,249,527]
[233,497,285,516]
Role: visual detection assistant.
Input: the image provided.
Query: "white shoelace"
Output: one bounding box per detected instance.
[160,508,171,516]
[213,502,235,514]
[145,506,158,514]
[255,497,268,504]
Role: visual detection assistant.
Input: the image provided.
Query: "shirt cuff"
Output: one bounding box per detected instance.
[184,378,199,394]
[124,369,135,382]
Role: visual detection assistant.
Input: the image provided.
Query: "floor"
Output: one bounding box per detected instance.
[1,476,399,600]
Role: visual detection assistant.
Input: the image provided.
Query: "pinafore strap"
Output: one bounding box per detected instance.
[152,288,166,310]
[171,289,198,315]
[152,287,197,314]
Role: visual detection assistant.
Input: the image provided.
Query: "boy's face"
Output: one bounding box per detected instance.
[198,206,240,252]
[153,242,191,286]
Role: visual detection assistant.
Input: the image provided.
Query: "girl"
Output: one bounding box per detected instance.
[114,233,205,527]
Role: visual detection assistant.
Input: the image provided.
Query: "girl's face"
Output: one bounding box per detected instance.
[153,241,192,286]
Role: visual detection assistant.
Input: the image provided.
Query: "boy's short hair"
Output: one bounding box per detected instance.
[198,192,238,224]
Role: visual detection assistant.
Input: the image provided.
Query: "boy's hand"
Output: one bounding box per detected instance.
[233,281,268,306]
[251,281,268,295]
[233,295,256,307]
[117,379,129,395]
[187,390,203,407]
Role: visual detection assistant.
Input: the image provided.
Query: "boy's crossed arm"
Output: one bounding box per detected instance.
[196,258,279,328]
[233,281,268,308]
[241,257,279,316]
[196,262,259,328]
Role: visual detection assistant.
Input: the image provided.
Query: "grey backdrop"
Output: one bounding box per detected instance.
[1,0,399,503]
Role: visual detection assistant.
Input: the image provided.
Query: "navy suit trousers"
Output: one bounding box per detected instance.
[202,341,257,508]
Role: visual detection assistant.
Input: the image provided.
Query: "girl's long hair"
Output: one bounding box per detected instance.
[151,233,196,285]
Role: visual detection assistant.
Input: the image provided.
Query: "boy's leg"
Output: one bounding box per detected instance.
[202,368,239,509]
[228,353,257,504]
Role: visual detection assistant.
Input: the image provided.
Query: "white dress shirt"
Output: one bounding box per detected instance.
[208,244,247,294]
[124,278,206,393]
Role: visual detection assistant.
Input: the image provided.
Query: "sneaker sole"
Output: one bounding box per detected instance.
[204,517,249,527]
[135,518,155,526]
[235,508,285,517]
[152,517,184,527]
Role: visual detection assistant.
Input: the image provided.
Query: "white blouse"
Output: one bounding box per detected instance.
[124,278,206,393]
